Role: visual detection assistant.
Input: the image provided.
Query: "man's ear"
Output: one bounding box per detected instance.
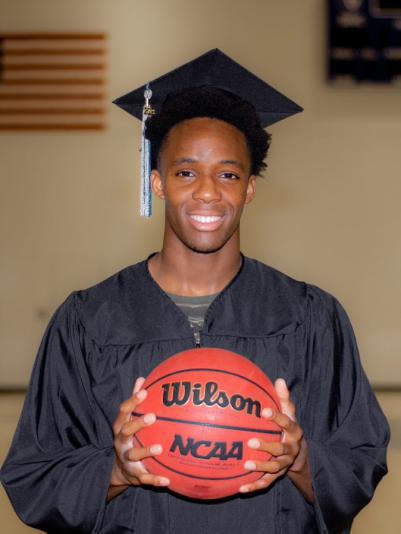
[151,170,165,200]
[245,175,256,205]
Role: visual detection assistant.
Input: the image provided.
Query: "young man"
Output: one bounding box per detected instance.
[1,50,389,533]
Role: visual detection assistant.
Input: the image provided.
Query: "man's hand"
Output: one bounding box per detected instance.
[239,379,314,503]
[108,377,170,501]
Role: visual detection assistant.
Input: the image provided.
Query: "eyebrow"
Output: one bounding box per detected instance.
[219,159,242,168]
[172,158,198,165]
[172,157,244,169]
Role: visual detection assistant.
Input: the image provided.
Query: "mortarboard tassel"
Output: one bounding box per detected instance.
[140,84,155,217]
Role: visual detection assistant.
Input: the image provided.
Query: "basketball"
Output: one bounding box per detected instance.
[132,348,282,500]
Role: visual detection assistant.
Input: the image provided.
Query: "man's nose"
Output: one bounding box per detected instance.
[192,174,222,203]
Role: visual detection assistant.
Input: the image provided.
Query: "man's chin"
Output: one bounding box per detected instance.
[185,240,227,255]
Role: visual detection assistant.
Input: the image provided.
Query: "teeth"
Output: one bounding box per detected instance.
[190,215,222,223]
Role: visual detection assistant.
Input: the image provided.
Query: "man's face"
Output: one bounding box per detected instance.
[151,117,255,254]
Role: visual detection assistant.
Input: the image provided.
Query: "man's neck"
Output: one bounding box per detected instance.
[148,242,242,297]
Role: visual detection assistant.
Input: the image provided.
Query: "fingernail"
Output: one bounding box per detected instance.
[134,377,145,392]
[143,413,156,424]
[137,390,147,401]
[244,460,256,470]
[262,408,273,418]
[239,485,249,493]
[159,477,170,486]
[150,444,162,455]
[248,438,260,449]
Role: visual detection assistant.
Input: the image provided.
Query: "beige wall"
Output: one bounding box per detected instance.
[0,0,400,386]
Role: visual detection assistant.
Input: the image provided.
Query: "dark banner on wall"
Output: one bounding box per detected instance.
[328,0,401,82]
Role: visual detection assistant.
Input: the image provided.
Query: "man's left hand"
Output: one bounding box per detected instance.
[239,379,314,503]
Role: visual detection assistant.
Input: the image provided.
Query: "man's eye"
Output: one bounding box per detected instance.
[221,172,239,180]
[177,170,194,177]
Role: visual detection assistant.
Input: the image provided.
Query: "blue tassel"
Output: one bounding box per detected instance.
[140,84,154,217]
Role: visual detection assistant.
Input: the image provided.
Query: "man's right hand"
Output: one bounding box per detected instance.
[108,377,170,501]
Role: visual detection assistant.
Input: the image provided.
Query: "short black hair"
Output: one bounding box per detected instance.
[145,86,271,176]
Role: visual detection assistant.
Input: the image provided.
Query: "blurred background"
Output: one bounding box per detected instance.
[0,0,400,532]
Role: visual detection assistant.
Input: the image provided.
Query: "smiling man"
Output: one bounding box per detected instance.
[1,50,389,533]
[149,116,256,288]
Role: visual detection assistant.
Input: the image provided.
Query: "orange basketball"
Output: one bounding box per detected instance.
[133,348,282,500]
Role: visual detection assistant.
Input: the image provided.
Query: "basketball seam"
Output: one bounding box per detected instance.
[133,411,281,435]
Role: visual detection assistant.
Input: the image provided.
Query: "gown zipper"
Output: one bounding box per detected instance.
[193,330,201,347]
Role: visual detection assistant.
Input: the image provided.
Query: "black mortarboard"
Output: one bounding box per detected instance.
[114,48,302,128]
[113,48,303,216]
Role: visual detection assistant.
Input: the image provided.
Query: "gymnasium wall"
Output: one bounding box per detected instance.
[1,0,400,386]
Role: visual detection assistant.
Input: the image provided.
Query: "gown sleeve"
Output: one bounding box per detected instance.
[0,293,115,533]
[301,287,390,533]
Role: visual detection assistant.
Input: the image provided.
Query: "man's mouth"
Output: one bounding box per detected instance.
[190,215,222,224]
[188,213,225,231]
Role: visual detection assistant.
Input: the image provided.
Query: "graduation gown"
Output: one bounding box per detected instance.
[0,256,389,533]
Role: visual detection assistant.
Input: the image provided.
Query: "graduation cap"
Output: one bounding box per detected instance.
[113,48,303,217]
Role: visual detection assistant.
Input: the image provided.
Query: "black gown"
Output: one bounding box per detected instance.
[0,257,389,533]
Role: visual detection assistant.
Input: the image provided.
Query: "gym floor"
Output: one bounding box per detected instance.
[0,392,400,533]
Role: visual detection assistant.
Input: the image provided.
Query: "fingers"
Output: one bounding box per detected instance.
[125,443,163,462]
[117,412,156,446]
[274,378,296,421]
[244,455,293,475]
[120,458,170,488]
[135,472,170,488]
[239,473,279,494]
[133,376,145,395]
[248,439,291,457]
[239,427,292,494]
[113,389,148,436]
[244,437,297,474]
[246,428,302,459]
[119,447,171,488]
[114,414,170,489]
[240,396,305,495]
[123,445,170,486]
[121,389,147,414]
[261,407,303,442]
[113,377,147,436]
[112,379,171,490]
